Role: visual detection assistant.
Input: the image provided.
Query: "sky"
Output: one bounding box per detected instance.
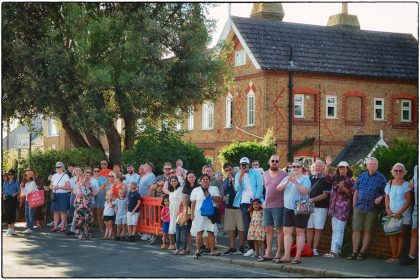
[208,2,419,47]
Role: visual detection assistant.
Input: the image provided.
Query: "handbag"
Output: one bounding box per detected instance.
[51,173,65,202]
[294,177,321,215]
[200,188,214,217]
[27,189,45,208]
[290,242,313,257]
[381,216,403,235]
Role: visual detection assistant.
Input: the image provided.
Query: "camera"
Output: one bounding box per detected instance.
[287,167,294,176]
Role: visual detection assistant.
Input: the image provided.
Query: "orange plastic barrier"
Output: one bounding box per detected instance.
[136,197,163,235]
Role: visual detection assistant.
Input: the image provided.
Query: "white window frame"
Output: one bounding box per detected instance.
[401,99,412,122]
[374,98,385,121]
[202,102,214,130]
[294,94,304,118]
[326,95,337,119]
[225,93,233,128]
[234,50,246,66]
[175,108,182,131]
[48,118,58,137]
[247,90,255,126]
[187,106,194,131]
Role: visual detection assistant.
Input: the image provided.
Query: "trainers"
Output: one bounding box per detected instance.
[24,229,34,234]
[5,228,12,235]
[10,229,17,235]
[224,248,238,255]
[244,249,255,257]
[313,249,319,256]
[239,246,246,254]
[148,235,157,244]
[50,227,58,233]
[140,234,149,241]
[400,257,417,266]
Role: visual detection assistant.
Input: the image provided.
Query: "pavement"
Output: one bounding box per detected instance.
[2,223,418,278]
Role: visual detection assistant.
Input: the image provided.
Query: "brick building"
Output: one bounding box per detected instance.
[183,3,418,168]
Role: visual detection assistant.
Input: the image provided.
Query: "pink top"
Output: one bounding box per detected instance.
[263,170,287,208]
[161,206,170,222]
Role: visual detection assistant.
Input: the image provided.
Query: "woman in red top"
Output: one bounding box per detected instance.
[99,160,112,177]
[112,174,127,199]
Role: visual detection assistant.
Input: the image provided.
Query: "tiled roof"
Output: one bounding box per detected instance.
[231,16,418,80]
[333,135,381,166]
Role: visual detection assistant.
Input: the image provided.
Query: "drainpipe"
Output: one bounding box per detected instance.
[287,45,294,162]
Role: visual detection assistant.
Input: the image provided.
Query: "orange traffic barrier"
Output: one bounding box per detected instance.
[137,197,163,235]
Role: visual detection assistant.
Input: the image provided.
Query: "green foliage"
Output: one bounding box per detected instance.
[121,126,209,175]
[218,134,276,171]
[20,148,105,185]
[291,137,316,155]
[372,138,418,180]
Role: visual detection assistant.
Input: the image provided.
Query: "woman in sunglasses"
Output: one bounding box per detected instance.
[3,169,20,235]
[276,161,311,264]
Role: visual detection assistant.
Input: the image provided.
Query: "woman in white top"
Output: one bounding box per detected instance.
[163,176,183,250]
[20,169,39,234]
[49,161,71,233]
[384,163,412,263]
[191,174,221,257]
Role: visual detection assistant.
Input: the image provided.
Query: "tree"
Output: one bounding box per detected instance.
[2,3,232,165]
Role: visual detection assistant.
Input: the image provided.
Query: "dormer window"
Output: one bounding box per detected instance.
[234,50,246,66]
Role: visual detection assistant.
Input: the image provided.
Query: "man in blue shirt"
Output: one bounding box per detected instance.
[234,157,264,257]
[124,164,140,189]
[348,157,387,260]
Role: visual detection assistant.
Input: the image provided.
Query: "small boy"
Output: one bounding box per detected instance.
[113,189,128,241]
[126,182,141,242]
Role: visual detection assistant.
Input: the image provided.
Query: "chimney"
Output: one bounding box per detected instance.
[327,3,360,30]
[250,3,284,21]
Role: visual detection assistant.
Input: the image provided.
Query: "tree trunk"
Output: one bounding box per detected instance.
[85,132,106,155]
[114,86,136,150]
[124,117,136,150]
[59,117,90,148]
[105,125,122,166]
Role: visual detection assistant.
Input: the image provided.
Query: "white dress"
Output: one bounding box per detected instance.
[168,187,183,234]
[190,186,220,237]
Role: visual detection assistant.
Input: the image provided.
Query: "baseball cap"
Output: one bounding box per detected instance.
[239,157,250,164]
[337,161,349,168]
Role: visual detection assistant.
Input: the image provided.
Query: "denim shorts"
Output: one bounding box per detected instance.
[51,192,70,212]
[162,221,170,234]
[262,207,284,228]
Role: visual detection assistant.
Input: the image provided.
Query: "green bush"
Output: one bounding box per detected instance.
[21,148,105,185]
[122,126,209,175]
[218,140,276,171]
[373,137,418,180]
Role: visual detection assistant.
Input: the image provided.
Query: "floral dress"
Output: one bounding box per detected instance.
[325,175,354,221]
[247,210,265,241]
[74,182,94,240]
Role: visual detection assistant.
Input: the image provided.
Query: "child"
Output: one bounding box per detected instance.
[174,194,191,255]
[113,188,128,241]
[102,190,115,240]
[160,195,170,249]
[126,182,141,242]
[247,199,266,258]
[148,179,166,198]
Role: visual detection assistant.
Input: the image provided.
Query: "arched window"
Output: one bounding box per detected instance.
[247,90,255,126]
[225,93,233,128]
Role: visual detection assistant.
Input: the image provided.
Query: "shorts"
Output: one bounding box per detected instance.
[307,208,328,229]
[262,207,284,228]
[352,209,377,231]
[51,192,71,212]
[283,208,310,229]
[412,206,418,229]
[162,221,170,234]
[115,214,127,225]
[224,208,244,231]
[127,211,140,226]
[103,215,115,222]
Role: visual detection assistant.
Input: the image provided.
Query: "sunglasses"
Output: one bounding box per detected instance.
[224,168,232,172]
[271,160,279,163]
[55,166,62,169]
[394,170,404,173]
[292,166,302,169]
[164,168,171,170]
[108,176,115,178]
[8,173,14,176]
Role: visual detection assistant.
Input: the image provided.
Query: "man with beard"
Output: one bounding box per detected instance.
[258,155,287,262]
[124,164,140,190]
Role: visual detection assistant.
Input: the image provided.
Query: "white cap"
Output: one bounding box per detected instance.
[337,161,349,168]
[239,157,250,164]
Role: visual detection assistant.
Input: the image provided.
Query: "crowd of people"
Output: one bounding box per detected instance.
[2,155,418,266]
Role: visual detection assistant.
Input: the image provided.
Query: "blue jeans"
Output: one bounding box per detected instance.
[176,224,188,251]
[25,201,35,229]
[240,203,253,249]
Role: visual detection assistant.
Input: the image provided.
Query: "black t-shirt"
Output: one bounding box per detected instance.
[127,191,141,213]
[309,176,331,208]
[223,178,238,209]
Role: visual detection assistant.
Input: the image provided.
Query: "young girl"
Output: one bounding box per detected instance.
[102,190,115,240]
[113,189,128,241]
[247,199,266,258]
[174,194,191,255]
[160,195,170,249]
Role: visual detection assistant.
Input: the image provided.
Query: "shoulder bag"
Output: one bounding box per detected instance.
[294,177,321,215]
[51,174,65,201]
[200,187,215,217]
[380,181,403,235]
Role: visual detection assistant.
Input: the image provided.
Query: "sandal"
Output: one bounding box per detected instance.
[185,250,190,255]
[290,259,301,264]
[323,252,337,258]
[275,258,291,263]
[168,245,176,250]
[211,252,221,256]
[257,256,273,262]
[356,252,366,260]
[160,244,166,250]
[178,250,185,255]
[386,258,399,263]
[347,252,358,260]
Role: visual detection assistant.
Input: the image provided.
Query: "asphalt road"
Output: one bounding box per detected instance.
[2,228,300,278]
